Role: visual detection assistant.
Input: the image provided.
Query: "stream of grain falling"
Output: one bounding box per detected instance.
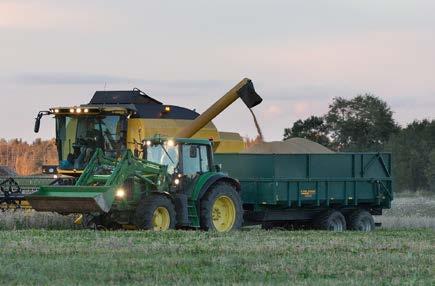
[249,108,264,142]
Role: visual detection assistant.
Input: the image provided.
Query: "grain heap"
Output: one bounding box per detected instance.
[242,137,333,154]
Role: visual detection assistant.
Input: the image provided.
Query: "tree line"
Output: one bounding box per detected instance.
[0,138,57,175]
[284,94,434,193]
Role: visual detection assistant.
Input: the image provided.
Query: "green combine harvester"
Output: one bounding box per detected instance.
[1,78,393,232]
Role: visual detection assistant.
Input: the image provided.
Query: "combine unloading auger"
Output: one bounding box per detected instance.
[176,78,262,138]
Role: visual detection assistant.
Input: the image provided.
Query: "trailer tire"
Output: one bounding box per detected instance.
[348,210,375,231]
[200,182,243,232]
[134,194,176,231]
[315,210,346,231]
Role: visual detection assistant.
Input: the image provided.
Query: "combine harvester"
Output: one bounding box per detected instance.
[1,79,393,231]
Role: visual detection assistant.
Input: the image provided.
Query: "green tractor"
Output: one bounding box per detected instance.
[28,136,244,231]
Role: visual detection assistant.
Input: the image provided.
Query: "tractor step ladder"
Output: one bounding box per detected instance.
[187,200,200,228]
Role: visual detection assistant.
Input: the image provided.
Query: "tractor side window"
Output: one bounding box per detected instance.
[199,145,210,172]
[182,145,201,176]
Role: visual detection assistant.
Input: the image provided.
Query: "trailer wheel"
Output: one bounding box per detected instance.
[315,210,346,231]
[348,210,375,231]
[134,195,176,231]
[200,182,243,232]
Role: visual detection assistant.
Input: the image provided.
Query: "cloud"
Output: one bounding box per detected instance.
[5,72,229,90]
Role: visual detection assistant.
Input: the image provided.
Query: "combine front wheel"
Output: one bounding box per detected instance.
[134,195,176,231]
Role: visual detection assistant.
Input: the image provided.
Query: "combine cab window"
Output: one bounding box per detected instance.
[56,114,127,170]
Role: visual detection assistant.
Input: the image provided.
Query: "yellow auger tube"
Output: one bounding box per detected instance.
[176,78,262,139]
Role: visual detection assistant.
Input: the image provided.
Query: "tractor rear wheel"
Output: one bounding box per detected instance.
[347,210,375,231]
[134,194,176,231]
[200,183,243,232]
[314,210,346,231]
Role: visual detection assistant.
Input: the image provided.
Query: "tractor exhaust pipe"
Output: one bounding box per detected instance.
[176,78,262,138]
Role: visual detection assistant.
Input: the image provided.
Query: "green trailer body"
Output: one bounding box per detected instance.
[214,152,393,223]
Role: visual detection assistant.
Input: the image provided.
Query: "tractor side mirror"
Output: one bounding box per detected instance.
[189,146,197,158]
[215,164,222,172]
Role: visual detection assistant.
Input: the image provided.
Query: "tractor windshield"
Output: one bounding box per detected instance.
[56,114,127,170]
[146,143,179,174]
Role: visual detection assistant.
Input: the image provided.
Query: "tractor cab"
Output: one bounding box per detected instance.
[140,136,214,188]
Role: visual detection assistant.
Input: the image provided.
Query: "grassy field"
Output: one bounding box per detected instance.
[0,196,434,285]
[0,229,433,285]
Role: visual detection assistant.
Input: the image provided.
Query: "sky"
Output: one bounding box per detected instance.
[0,0,434,142]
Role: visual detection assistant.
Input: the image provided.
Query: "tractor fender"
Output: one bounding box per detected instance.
[149,191,173,202]
[195,173,241,202]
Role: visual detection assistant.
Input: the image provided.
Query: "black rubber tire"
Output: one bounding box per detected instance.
[133,194,176,230]
[348,210,375,231]
[200,182,243,232]
[314,210,346,231]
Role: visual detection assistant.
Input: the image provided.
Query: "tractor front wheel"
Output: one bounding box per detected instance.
[200,183,243,232]
[134,194,176,231]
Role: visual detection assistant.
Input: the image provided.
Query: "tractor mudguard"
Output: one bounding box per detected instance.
[191,173,241,203]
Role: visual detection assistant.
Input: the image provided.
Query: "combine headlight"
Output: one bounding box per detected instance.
[115,188,126,198]
[54,109,59,113]
[167,140,175,147]
[69,108,75,113]
[76,108,82,113]
[84,108,89,113]
[146,140,152,146]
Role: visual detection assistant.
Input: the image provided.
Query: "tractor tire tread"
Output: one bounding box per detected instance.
[133,194,176,230]
[199,182,243,231]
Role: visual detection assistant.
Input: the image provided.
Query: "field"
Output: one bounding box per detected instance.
[0,196,434,285]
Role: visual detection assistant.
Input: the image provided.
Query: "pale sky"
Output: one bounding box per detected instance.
[0,1,434,142]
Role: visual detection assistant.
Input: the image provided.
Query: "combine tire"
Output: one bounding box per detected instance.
[347,210,375,231]
[134,194,176,231]
[200,183,243,232]
[314,210,346,231]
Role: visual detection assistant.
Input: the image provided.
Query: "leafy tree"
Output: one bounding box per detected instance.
[325,94,399,151]
[386,120,435,192]
[283,116,330,146]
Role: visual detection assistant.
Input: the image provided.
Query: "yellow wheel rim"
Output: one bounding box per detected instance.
[152,207,170,231]
[212,195,236,232]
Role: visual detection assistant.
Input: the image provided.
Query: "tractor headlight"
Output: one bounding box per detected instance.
[115,188,126,199]
[167,140,175,147]
[174,178,180,185]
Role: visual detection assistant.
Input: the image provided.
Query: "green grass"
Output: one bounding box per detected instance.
[0,229,433,285]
